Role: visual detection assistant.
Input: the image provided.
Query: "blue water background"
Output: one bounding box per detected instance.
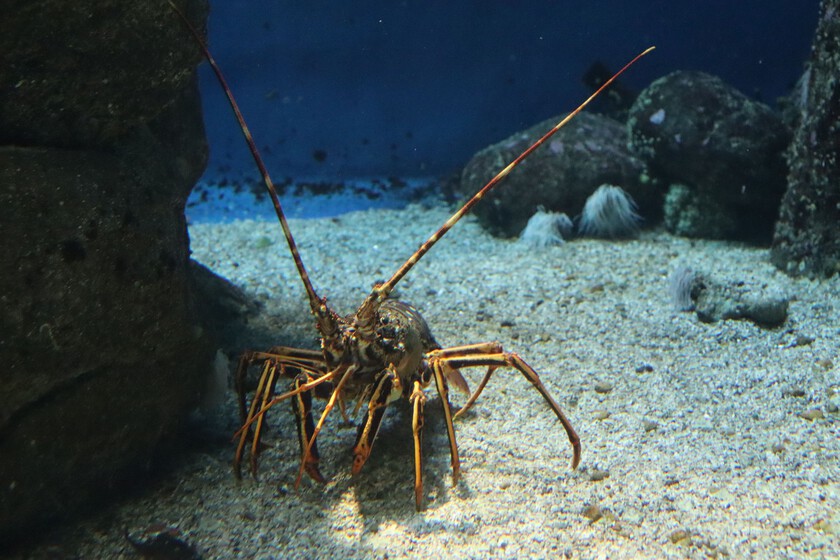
[186,0,820,223]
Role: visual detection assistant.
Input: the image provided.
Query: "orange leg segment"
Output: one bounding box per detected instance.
[426,343,581,470]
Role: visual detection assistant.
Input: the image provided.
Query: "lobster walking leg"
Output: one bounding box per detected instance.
[352,368,399,476]
[409,380,426,510]
[294,364,358,488]
[430,360,461,484]
[249,362,280,476]
[427,344,582,469]
[292,373,326,483]
[233,358,278,477]
[233,348,328,477]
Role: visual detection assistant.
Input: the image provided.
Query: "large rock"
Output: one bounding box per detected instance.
[627,71,790,242]
[0,0,214,545]
[0,1,206,147]
[771,0,840,278]
[459,112,652,238]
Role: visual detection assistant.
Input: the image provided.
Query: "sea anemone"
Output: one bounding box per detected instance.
[578,184,641,238]
[668,265,700,311]
[518,208,573,248]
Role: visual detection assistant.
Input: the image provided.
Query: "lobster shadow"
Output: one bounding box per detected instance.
[343,397,473,523]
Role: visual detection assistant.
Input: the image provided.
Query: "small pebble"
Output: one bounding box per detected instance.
[798,409,824,421]
[643,420,659,432]
[593,410,610,421]
[816,358,834,371]
[771,443,785,454]
[589,469,610,482]
[814,518,836,534]
[594,382,613,394]
[253,235,273,249]
[582,504,603,523]
[669,529,692,545]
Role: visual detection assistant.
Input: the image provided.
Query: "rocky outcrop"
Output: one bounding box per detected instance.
[0,0,214,544]
[771,0,840,277]
[627,71,790,242]
[459,112,652,238]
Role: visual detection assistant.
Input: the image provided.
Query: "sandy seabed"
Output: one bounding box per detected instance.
[15,204,839,559]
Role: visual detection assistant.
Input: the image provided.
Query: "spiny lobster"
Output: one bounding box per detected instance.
[170,0,653,510]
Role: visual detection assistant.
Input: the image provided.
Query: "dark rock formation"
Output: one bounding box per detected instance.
[693,275,789,328]
[668,267,788,328]
[459,112,653,238]
[0,0,215,545]
[627,71,790,242]
[771,0,840,278]
[0,1,205,148]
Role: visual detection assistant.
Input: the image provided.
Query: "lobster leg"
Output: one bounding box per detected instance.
[351,368,398,476]
[409,380,426,510]
[249,361,280,476]
[234,359,277,478]
[426,344,581,469]
[295,363,357,488]
[233,348,328,478]
[292,374,326,483]
[234,353,255,424]
[235,347,327,423]
[429,359,461,485]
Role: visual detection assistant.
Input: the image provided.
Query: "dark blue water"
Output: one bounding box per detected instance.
[187,0,820,222]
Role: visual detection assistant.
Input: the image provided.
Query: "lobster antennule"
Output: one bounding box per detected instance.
[168,0,325,317]
[373,46,656,301]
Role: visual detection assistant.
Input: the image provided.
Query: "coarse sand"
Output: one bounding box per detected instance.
[14,204,839,559]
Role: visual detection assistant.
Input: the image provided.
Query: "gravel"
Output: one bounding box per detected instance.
[15,203,839,559]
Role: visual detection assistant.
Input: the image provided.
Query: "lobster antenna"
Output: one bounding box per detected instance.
[169,1,323,313]
[373,46,655,301]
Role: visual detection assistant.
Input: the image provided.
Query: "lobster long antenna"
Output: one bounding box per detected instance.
[374,46,655,301]
[169,1,323,312]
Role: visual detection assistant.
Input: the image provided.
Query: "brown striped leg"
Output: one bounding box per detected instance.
[291,374,326,483]
[430,360,461,485]
[294,364,357,488]
[234,359,277,478]
[351,368,398,476]
[249,361,280,476]
[409,380,427,510]
[233,348,327,479]
[426,343,581,469]
[234,347,327,425]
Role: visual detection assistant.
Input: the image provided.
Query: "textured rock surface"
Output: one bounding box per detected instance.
[771,0,840,277]
[693,274,790,328]
[662,183,737,239]
[0,0,214,545]
[459,112,653,238]
[0,1,205,147]
[628,71,790,241]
